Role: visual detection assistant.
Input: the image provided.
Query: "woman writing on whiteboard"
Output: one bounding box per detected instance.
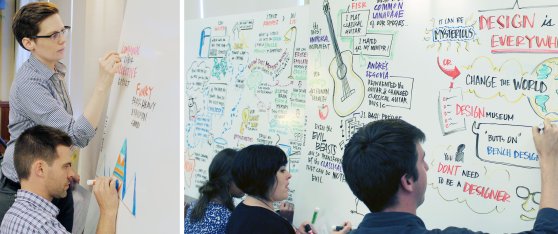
[184,148,245,234]
[226,144,351,234]
[0,2,121,231]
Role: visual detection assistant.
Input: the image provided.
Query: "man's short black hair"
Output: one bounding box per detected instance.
[232,144,287,200]
[14,125,72,180]
[342,119,425,212]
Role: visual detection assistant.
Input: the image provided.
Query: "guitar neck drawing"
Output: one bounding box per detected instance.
[323,0,365,117]
[284,26,298,79]
[325,5,346,82]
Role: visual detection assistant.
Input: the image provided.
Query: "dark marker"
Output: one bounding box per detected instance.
[332,224,350,232]
[304,224,315,234]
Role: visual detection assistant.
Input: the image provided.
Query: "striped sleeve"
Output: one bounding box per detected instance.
[13,76,95,147]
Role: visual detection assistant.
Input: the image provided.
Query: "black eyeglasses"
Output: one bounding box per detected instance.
[31,26,71,41]
[516,186,540,205]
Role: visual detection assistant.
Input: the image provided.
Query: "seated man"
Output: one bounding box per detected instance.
[342,118,558,233]
[0,125,119,234]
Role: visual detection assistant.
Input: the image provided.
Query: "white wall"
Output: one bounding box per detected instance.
[50,0,126,188]
[78,0,126,189]
[0,0,16,101]
[185,0,201,20]
[185,0,307,20]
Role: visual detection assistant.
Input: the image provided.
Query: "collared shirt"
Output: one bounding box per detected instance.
[1,55,95,182]
[351,208,558,234]
[0,190,68,234]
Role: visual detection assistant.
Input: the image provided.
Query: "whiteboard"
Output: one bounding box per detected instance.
[84,0,181,233]
[294,0,558,233]
[184,6,310,205]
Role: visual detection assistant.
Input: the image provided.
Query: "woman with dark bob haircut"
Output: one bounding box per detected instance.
[226,144,296,233]
[185,148,244,233]
[226,145,352,234]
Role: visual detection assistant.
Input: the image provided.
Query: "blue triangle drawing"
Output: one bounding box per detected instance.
[132,173,137,216]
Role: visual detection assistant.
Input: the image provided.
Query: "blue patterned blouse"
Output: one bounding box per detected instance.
[185,202,231,234]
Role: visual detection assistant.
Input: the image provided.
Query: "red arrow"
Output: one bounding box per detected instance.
[437,57,461,79]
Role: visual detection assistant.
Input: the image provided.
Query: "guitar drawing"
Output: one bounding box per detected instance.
[323,0,365,117]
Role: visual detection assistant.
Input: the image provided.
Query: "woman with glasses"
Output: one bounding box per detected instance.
[0,2,121,232]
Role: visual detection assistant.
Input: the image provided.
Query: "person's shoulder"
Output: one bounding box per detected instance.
[430,226,486,234]
[532,208,558,232]
[252,209,292,232]
[13,63,49,90]
[15,59,45,80]
[202,203,231,225]
[206,202,232,217]
[538,207,558,217]
[6,200,52,222]
[353,212,483,234]
[39,219,70,234]
[11,71,52,103]
[350,226,483,234]
[2,207,55,234]
[0,217,41,234]
[230,202,251,213]
[226,211,293,234]
[229,203,287,227]
[232,203,276,219]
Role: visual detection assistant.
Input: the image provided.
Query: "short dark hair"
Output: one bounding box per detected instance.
[342,119,425,212]
[14,125,73,180]
[190,148,238,222]
[12,2,59,51]
[232,144,287,200]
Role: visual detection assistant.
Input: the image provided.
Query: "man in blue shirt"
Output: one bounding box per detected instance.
[0,125,119,234]
[342,118,558,233]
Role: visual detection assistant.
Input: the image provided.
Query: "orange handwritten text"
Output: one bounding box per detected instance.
[136,83,154,99]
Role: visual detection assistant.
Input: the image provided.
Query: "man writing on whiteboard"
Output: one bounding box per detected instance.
[0,2,121,231]
[342,118,558,233]
[0,126,119,234]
